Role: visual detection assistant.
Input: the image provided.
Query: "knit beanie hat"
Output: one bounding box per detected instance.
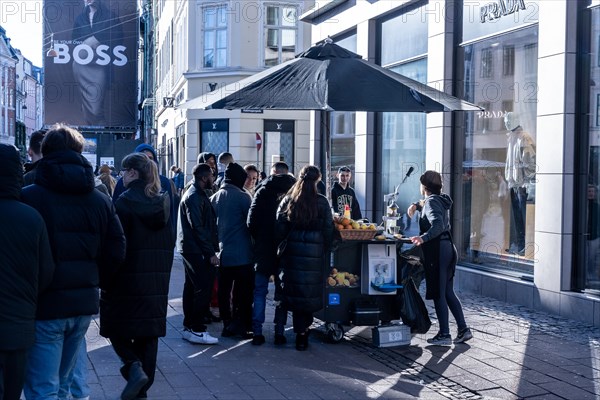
[224,162,247,190]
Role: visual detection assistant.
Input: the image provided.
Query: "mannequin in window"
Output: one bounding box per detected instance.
[504,112,536,256]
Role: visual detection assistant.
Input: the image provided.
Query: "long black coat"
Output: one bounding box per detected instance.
[100,180,175,338]
[247,174,296,276]
[21,150,126,320]
[275,194,333,313]
[0,147,54,351]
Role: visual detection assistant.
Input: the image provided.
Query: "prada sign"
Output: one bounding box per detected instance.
[480,0,526,23]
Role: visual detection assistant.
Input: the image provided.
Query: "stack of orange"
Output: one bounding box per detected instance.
[334,217,353,231]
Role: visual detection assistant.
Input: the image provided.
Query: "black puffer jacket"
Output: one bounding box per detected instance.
[100,180,175,338]
[275,194,333,313]
[20,150,126,320]
[247,174,296,276]
[0,145,54,350]
[176,182,219,258]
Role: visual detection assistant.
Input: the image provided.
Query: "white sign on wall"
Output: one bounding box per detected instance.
[100,157,115,167]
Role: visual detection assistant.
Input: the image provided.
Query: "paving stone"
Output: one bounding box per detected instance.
[492,377,548,397]
[537,380,599,399]
[79,257,600,400]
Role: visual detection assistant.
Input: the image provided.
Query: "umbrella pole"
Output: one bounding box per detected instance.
[321,110,332,203]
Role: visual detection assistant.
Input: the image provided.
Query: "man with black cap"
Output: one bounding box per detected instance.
[0,144,54,399]
[210,163,254,338]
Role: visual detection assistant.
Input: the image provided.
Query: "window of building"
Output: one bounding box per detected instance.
[503,45,515,76]
[329,32,358,189]
[456,26,538,275]
[264,120,294,173]
[203,5,227,68]
[480,47,494,78]
[380,5,428,66]
[200,120,228,156]
[264,5,297,67]
[380,59,427,229]
[582,6,600,292]
[597,94,600,127]
[378,4,428,230]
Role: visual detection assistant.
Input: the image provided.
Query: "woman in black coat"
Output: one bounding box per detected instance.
[275,165,333,351]
[100,153,175,400]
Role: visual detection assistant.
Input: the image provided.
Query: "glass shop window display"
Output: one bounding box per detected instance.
[457,26,538,275]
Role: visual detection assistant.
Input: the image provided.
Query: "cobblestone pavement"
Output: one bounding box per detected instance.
[81,253,600,399]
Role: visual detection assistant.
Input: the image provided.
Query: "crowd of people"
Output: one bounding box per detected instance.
[0,123,470,399]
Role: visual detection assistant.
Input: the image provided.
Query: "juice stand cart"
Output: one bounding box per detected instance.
[316,233,414,346]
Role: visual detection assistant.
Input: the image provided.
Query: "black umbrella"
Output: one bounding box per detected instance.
[181,40,481,112]
[180,40,481,196]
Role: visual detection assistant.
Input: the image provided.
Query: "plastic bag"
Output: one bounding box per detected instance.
[398,277,431,334]
[276,239,287,258]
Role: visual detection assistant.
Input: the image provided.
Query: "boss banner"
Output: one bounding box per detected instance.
[43,0,138,128]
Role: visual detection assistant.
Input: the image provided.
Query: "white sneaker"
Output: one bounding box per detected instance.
[183,328,219,344]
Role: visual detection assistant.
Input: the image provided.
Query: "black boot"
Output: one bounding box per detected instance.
[121,361,149,400]
[295,333,307,351]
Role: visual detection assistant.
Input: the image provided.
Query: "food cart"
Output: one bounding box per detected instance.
[315,223,415,347]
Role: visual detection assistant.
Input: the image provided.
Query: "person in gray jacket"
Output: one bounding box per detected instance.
[210,163,254,338]
[407,170,472,346]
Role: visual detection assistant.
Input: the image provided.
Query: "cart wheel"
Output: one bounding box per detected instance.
[326,323,345,343]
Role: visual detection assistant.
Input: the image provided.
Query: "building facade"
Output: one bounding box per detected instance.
[15,51,44,158]
[150,0,314,179]
[302,0,600,326]
[0,26,17,148]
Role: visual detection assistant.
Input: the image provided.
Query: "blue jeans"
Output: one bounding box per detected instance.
[68,340,90,399]
[23,315,92,400]
[252,272,287,336]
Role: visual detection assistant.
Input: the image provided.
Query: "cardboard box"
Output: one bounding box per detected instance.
[372,324,411,347]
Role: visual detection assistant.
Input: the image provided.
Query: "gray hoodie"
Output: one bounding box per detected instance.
[420,193,453,243]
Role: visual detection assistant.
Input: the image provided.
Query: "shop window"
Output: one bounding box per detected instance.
[329,33,358,188]
[583,6,600,291]
[380,59,427,232]
[200,120,228,156]
[597,94,600,127]
[457,26,538,275]
[264,120,294,173]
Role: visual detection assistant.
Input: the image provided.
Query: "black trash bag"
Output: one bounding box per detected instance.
[398,277,431,334]
[398,245,425,289]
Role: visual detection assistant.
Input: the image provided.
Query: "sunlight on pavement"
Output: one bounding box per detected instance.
[212,339,252,358]
[187,347,213,358]
[366,372,401,398]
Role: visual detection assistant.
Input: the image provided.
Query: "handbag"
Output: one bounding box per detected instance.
[276,222,296,258]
